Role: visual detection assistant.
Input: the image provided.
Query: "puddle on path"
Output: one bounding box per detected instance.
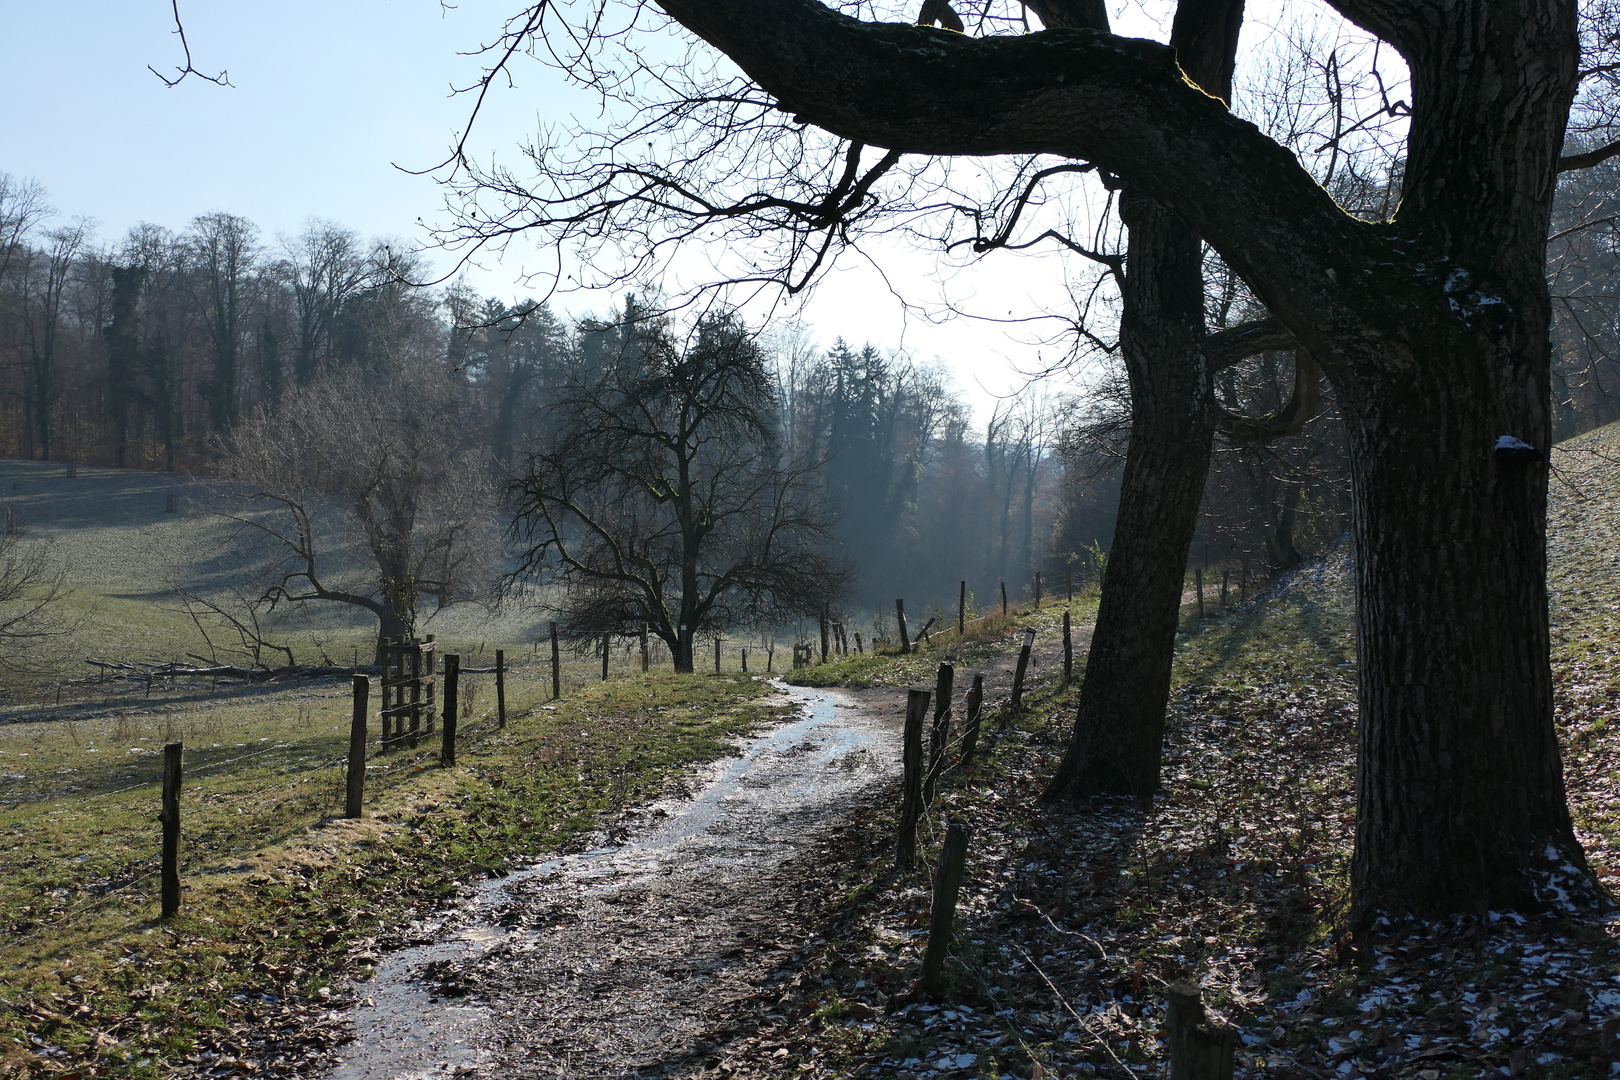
[323,681,898,1080]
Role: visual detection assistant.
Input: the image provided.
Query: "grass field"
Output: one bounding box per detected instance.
[0,459,558,695]
[0,664,794,1078]
[0,459,814,1078]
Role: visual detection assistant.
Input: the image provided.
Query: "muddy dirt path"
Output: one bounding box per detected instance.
[322,681,906,1080]
[320,617,1089,1080]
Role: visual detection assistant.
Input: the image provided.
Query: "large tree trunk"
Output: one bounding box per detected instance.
[1045,191,1212,798]
[1342,319,1598,919]
[640,0,1599,920]
[1044,0,1239,800]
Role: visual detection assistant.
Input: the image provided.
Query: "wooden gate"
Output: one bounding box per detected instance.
[379,636,437,749]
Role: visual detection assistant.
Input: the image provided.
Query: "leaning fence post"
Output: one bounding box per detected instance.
[921,819,972,994]
[925,663,955,803]
[897,688,930,871]
[442,654,459,767]
[550,622,561,700]
[1166,982,1237,1080]
[495,649,506,727]
[1010,628,1035,714]
[161,742,183,919]
[959,674,985,765]
[1000,580,1008,618]
[896,599,911,654]
[1062,610,1073,687]
[346,675,368,817]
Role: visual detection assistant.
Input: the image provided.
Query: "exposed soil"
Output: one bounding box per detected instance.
[321,682,906,1079]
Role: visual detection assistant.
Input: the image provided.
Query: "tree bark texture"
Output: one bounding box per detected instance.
[1045,0,1234,800]
[644,0,1596,919]
[1046,193,1212,797]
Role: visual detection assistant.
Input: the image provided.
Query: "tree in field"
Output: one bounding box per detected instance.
[218,350,497,641]
[511,308,849,672]
[460,0,1618,921]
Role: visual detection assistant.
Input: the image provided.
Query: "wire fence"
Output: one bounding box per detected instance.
[0,666,528,954]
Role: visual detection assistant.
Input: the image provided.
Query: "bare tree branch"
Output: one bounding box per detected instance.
[148,0,231,88]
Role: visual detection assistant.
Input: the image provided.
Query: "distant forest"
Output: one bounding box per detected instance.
[2,162,1616,612]
[0,180,1093,612]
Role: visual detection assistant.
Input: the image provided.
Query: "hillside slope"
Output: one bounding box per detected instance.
[0,460,544,686]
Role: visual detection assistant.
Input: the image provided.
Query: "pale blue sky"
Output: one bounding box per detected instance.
[0,2,1289,416]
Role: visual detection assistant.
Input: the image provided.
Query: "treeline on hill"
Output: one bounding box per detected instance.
[3,159,1617,612]
[0,178,1078,610]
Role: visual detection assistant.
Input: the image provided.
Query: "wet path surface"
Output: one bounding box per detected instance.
[323,682,902,1080]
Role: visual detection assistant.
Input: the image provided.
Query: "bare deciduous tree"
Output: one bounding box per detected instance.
[464,0,1613,921]
[217,352,497,642]
[511,308,850,671]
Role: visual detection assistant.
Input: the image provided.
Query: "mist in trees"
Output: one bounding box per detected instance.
[510,307,853,670]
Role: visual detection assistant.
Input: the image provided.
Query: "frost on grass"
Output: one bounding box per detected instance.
[693,423,1620,1080]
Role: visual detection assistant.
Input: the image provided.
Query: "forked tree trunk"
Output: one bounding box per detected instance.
[644,0,1601,921]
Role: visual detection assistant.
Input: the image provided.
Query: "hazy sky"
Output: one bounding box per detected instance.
[0,1,1231,419]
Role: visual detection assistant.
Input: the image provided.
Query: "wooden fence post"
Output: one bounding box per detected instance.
[1062,610,1073,687]
[921,820,972,994]
[640,623,649,673]
[442,654,459,767]
[767,644,774,672]
[1000,581,1008,618]
[742,646,748,672]
[602,634,610,681]
[714,636,722,673]
[959,674,985,765]
[925,663,955,803]
[550,622,560,700]
[1166,982,1237,1080]
[161,742,182,919]
[345,675,368,818]
[495,649,506,727]
[1010,628,1035,713]
[897,689,929,871]
[896,599,911,654]
[407,642,422,747]
[820,604,830,663]
[958,580,966,635]
[1196,567,1205,619]
[855,632,864,654]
